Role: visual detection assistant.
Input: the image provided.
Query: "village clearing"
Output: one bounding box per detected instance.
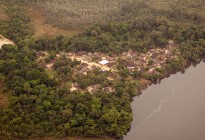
[39,40,180,93]
[69,55,115,72]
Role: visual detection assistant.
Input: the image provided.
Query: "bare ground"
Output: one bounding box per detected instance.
[0,6,9,21]
[69,55,116,72]
[25,6,81,38]
[0,35,14,48]
[0,83,8,108]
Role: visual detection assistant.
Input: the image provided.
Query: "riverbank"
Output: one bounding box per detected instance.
[124,61,205,140]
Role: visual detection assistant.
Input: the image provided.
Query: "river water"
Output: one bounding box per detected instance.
[124,61,205,140]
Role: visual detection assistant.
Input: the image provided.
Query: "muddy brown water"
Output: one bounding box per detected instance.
[124,61,205,140]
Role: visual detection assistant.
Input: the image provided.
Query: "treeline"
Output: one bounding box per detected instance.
[30,16,205,57]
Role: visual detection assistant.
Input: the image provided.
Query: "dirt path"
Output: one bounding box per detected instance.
[69,56,115,72]
[0,35,14,48]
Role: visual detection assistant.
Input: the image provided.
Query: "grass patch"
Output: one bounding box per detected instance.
[25,6,81,38]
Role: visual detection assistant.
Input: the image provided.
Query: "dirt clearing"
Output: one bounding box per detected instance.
[0,35,14,48]
[0,83,8,108]
[25,6,81,38]
[0,6,9,21]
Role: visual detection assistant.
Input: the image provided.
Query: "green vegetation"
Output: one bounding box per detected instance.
[0,0,205,140]
[27,0,125,29]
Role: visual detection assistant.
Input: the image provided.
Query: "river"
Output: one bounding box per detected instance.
[124,61,205,140]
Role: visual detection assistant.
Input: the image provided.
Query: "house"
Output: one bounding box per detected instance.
[107,62,115,67]
[77,51,87,56]
[99,60,109,65]
[151,52,159,59]
[168,40,175,45]
[150,49,155,53]
[107,57,114,61]
[66,52,73,57]
[103,87,113,93]
[73,82,80,87]
[80,63,89,68]
[122,52,127,56]
[79,67,89,75]
[125,61,136,69]
[70,83,79,92]
[168,40,179,48]
[37,51,46,57]
[166,54,171,58]
[88,53,93,56]
[50,59,56,64]
[92,65,97,69]
[88,85,100,94]
[56,54,61,57]
[108,72,118,79]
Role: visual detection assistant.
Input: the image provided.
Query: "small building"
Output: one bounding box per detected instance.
[99,60,109,65]
[88,85,100,94]
[108,72,118,79]
[166,54,171,58]
[151,52,160,59]
[168,40,175,45]
[107,57,114,61]
[107,62,115,67]
[37,51,46,57]
[88,53,93,56]
[125,61,136,69]
[77,51,87,56]
[73,82,80,87]
[80,63,89,68]
[122,52,127,56]
[103,87,113,93]
[50,59,56,64]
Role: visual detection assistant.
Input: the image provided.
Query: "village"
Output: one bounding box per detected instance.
[36,40,181,94]
[0,35,181,94]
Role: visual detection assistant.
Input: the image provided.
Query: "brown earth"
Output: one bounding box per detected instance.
[25,6,81,38]
[0,6,9,21]
[0,83,8,108]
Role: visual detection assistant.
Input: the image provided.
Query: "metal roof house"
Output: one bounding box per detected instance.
[99,60,109,65]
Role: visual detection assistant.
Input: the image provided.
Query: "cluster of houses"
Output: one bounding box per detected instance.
[120,40,180,73]
[36,40,180,93]
[70,82,114,94]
